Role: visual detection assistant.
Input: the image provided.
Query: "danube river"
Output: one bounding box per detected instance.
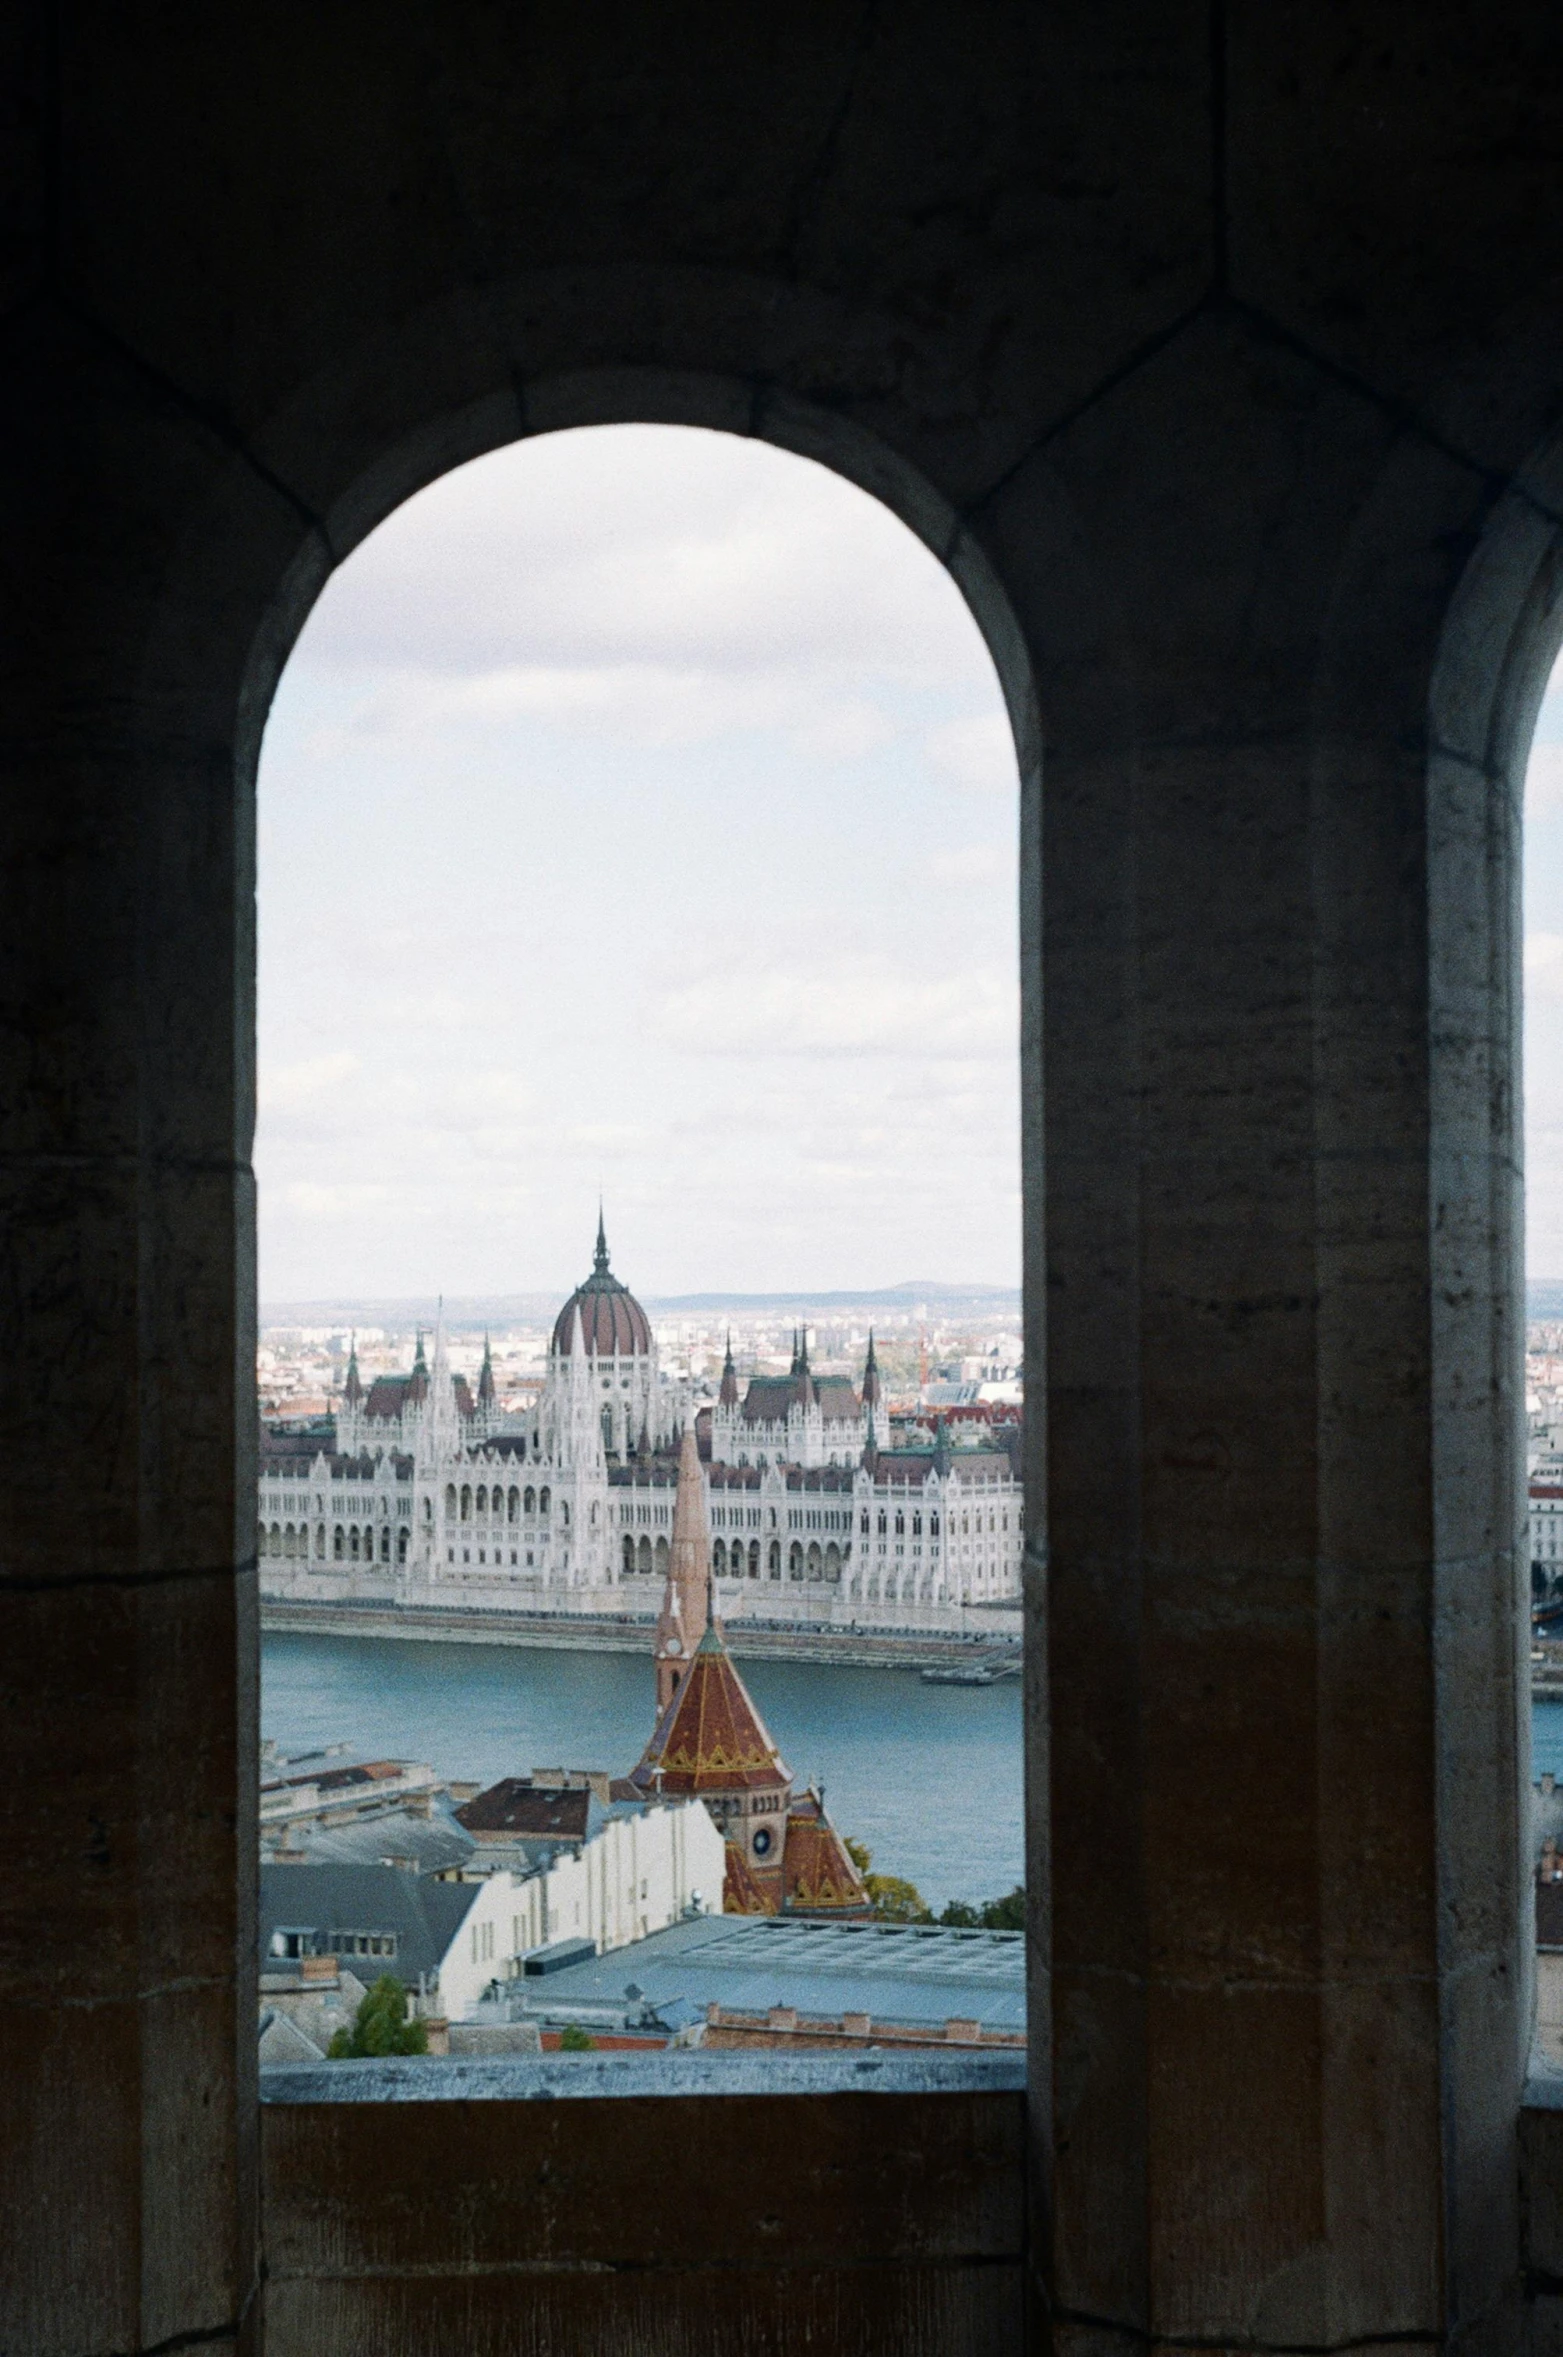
[261,1631,1024,1915]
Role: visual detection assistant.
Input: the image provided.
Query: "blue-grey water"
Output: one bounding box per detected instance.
[261,1632,1025,1914]
[1531,1699,1563,1782]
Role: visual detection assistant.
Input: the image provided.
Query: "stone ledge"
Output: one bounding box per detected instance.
[260,2045,1027,2102]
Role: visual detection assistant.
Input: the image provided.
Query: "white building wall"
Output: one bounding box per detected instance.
[432,1799,724,2021]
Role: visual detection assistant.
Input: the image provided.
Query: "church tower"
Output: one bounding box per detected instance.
[654,1424,710,1710]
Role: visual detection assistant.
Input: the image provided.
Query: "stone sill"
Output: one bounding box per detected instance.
[260,2046,1027,2102]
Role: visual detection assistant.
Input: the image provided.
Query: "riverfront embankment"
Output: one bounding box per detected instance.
[259,1594,1022,1675]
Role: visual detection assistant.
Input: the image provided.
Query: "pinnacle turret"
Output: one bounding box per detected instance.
[478,1332,495,1404]
[343,1334,363,1405]
[719,1331,739,1408]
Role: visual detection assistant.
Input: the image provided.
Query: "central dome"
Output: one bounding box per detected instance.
[551,1215,653,1358]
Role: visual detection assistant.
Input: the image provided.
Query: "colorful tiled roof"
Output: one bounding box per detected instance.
[632,1625,792,1796]
[781,1791,872,1917]
[723,1840,777,1915]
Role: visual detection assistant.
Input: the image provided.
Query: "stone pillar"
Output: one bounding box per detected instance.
[0,319,287,2354]
[1001,320,1533,2351]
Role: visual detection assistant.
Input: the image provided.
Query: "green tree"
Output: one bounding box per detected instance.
[937,1887,1026,1930]
[558,2022,595,2051]
[326,1974,429,2058]
[844,1835,933,1924]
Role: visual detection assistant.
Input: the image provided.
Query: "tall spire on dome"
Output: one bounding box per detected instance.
[594,1203,610,1277]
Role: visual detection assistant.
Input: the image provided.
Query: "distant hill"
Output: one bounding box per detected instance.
[1532,1282,1563,1320]
[260,1281,1021,1329]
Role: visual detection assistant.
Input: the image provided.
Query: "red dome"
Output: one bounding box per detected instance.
[551,1217,653,1358]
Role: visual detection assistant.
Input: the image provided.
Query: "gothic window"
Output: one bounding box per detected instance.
[333,1526,344,1560]
[560,1501,569,1527]
[423,1497,433,1523]
[397,1527,408,1562]
[637,1536,652,1574]
[380,1527,390,1562]
[713,1540,727,1576]
[912,1513,922,1536]
[507,1486,519,1522]
[539,1487,551,1515]
[931,1514,940,1537]
[349,1528,360,1560]
[445,1484,456,1517]
[654,1535,668,1576]
[623,1535,634,1574]
[806,1542,822,1578]
[524,1487,536,1514]
[768,1542,781,1578]
[789,1542,804,1579]
[315,1526,325,1559]
[860,1511,870,1535]
[825,1544,841,1581]
[894,1511,905,1536]
[877,1511,887,1536]
[460,1485,472,1521]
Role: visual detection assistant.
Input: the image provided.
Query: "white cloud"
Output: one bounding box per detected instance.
[259,1052,360,1114]
[925,713,1016,794]
[927,843,1006,886]
[1530,742,1563,814]
[656,958,1015,1060]
[1528,934,1563,1001]
[315,662,904,759]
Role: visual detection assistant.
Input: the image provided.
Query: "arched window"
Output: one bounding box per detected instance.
[768,1542,781,1578]
[445,1484,457,1517]
[460,1484,472,1520]
[931,1513,940,1538]
[539,1487,551,1515]
[333,1525,344,1560]
[825,1543,841,1581]
[894,1510,904,1536]
[638,1536,652,1574]
[654,1535,669,1577]
[622,1534,635,1575]
[349,1528,360,1560]
[508,1487,519,1522]
[475,1485,486,1516]
[397,1527,408,1562]
[524,1486,536,1514]
[315,1525,325,1559]
[789,1542,804,1579]
[269,1522,282,1556]
[713,1539,727,1576]
[602,1406,614,1451]
[806,1542,822,1578]
[877,1510,887,1536]
[912,1512,922,1536]
[860,1511,870,1535]
[748,1540,760,1578]
[380,1526,390,1562]
[560,1500,569,1527]
[423,1496,433,1523]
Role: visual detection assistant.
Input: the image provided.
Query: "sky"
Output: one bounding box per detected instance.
[256,425,1021,1304]
[1527,669,1563,1279]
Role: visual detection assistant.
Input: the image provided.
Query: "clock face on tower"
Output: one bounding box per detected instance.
[664,1636,682,1656]
[752,1825,773,1857]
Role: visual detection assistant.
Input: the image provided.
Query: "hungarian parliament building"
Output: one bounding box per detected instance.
[257,1220,1024,1636]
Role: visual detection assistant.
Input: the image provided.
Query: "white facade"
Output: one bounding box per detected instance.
[258,1234,1024,1632]
[435,1798,724,2021]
